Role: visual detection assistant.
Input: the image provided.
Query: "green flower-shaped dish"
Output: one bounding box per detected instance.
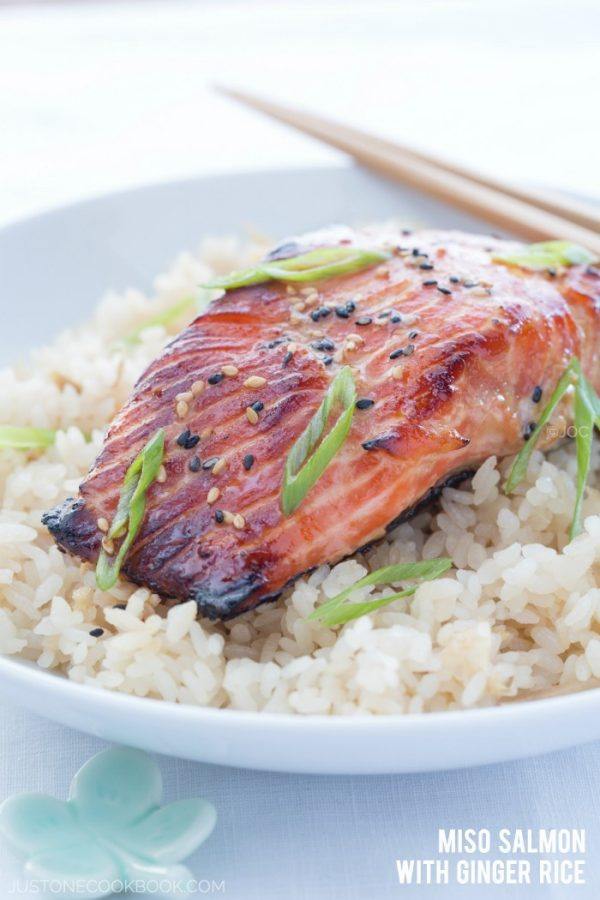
[0,747,216,898]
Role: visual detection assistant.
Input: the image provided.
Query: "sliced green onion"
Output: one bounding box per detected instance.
[576,370,600,427]
[95,428,165,591]
[281,366,356,516]
[119,295,202,348]
[494,240,594,271]
[504,358,579,494]
[308,558,453,627]
[203,246,390,291]
[0,426,56,450]
[570,382,594,540]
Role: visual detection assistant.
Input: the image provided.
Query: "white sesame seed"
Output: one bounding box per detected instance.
[212,457,227,475]
[101,537,115,555]
[191,380,205,396]
[97,517,109,533]
[223,510,235,524]
[207,487,220,504]
[244,375,267,388]
[175,390,193,403]
[157,465,167,483]
[246,407,259,425]
[286,342,298,353]
[391,365,404,379]
[176,400,189,418]
[200,426,213,439]
[222,365,239,377]
[233,514,246,530]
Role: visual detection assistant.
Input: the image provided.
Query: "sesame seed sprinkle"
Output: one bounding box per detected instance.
[233,514,246,530]
[212,457,227,475]
[222,365,239,377]
[101,537,115,555]
[532,386,543,403]
[356,316,372,326]
[243,453,255,471]
[89,627,104,638]
[282,351,293,367]
[97,517,109,533]
[176,400,189,418]
[188,456,202,472]
[391,365,403,379]
[208,372,224,385]
[244,375,267,388]
[356,398,375,410]
[191,380,205,396]
[246,406,259,424]
[207,487,220,504]
[157,465,167,483]
[214,509,225,524]
[251,400,264,413]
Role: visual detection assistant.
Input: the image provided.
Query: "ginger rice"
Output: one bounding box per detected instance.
[1,234,600,715]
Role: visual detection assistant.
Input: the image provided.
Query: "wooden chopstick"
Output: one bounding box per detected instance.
[215,85,600,256]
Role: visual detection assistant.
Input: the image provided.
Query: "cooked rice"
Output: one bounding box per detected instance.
[2,235,600,715]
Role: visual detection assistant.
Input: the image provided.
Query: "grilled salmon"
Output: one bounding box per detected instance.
[43,228,600,619]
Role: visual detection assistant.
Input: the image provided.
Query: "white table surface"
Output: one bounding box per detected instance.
[1,2,600,898]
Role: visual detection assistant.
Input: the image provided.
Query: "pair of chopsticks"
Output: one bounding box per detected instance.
[216,85,600,256]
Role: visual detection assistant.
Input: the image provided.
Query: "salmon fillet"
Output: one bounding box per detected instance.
[43,228,600,619]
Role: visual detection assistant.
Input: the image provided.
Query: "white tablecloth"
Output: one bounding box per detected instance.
[1,2,600,897]
[1,702,600,899]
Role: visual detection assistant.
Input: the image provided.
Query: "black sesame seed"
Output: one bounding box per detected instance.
[113,603,126,610]
[335,306,350,319]
[423,279,438,287]
[412,248,421,257]
[251,400,264,413]
[243,453,255,471]
[389,347,405,360]
[408,330,419,339]
[323,355,333,366]
[532,386,543,403]
[176,429,200,450]
[449,276,461,284]
[463,280,479,288]
[214,509,225,524]
[390,314,402,324]
[267,338,286,349]
[202,456,219,470]
[208,372,224,385]
[523,421,537,439]
[310,310,321,322]
[546,267,557,278]
[89,627,104,638]
[318,306,332,318]
[356,398,375,410]
[404,343,415,356]
[356,316,372,326]
[437,286,452,296]
[377,310,390,319]
[312,339,335,352]
[282,351,293,367]
[188,456,202,472]
[419,262,434,270]
[345,300,356,313]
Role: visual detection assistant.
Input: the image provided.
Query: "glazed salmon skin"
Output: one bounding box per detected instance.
[43,228,600,619]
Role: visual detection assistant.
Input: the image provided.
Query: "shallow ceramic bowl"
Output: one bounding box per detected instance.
[1,166,599,774]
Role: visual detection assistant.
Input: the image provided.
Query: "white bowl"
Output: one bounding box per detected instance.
[2,165,599,774]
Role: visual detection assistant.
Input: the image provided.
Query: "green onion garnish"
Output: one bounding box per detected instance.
[203,246,390,291]
[118,297,198,348]
[281,366,356,516]
[571,382,594,539]
[504,357,600,539]
[308,558,453,627]
[494,240,594,271]
[504,359,579,494]
[95,428,165,591]
[0,426,56,450]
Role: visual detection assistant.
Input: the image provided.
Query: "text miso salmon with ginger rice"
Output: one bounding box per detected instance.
[2,232,600,715]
